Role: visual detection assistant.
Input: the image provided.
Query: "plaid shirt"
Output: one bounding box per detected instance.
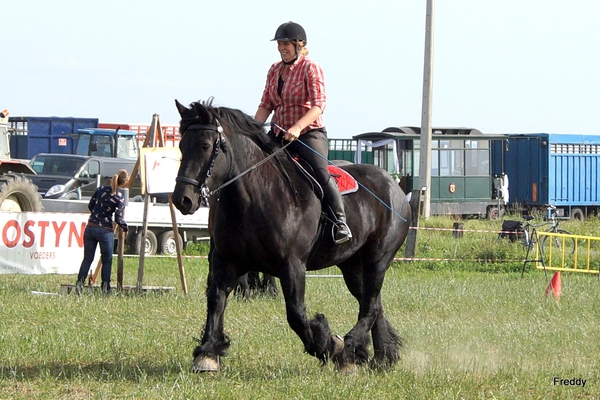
[259,55,326,135]
[87,186,128,231]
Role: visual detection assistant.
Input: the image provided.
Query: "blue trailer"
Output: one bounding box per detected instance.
[492,133,600,219]
[8,116,98,159]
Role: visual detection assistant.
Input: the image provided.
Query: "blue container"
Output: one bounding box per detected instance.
[492,133,600,211]
[9,116,98,159]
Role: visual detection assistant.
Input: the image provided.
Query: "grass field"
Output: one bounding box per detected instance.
[1,216,599,399]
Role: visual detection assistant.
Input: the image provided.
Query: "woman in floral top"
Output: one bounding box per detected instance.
[75,169,129,294]
[255,21,351,244]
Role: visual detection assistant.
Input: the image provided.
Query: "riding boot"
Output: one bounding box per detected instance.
[323,179,352,244]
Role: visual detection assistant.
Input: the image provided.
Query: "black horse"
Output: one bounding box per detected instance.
[172,100,411,373]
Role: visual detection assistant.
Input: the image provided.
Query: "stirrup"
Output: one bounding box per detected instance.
[333,221,352,245]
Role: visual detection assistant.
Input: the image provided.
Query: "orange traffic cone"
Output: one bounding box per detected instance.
[545,271,562,300]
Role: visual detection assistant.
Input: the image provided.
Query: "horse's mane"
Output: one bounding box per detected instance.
[188,100,279,153]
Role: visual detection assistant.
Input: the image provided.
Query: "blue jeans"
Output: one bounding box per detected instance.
[77,226,114,286]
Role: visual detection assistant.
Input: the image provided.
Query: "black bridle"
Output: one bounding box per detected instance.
[175,121,225,205]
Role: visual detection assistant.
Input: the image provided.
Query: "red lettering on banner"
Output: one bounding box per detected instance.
[52,221,67,247]
[2,218,86,248]
[69,222,86,247]
[38,221,49,247]
[23,220,35,248]
[3,220,20,248]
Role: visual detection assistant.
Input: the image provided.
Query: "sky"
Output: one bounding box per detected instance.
[3,0,600,138]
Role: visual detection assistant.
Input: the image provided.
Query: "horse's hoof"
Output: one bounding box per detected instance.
[191,355,219,373]
[338,362,358,375]
[331,334,344,357]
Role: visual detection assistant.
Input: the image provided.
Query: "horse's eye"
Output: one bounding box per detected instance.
[202,143,211,151]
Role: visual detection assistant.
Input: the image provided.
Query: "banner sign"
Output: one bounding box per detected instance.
[0,211,99,274]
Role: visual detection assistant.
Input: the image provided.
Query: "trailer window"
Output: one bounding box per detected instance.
[465,140,490,176]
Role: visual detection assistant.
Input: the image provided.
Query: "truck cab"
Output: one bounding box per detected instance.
[73,128,139,160]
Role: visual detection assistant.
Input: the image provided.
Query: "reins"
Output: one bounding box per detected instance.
[207,140,293,198]
[175,120,292,204]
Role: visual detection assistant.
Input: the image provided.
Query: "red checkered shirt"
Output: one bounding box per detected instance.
[258,55,326,135]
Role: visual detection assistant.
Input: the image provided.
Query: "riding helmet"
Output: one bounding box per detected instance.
[272,21,307,44]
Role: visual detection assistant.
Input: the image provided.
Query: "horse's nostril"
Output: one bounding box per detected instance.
[174,196,197,215]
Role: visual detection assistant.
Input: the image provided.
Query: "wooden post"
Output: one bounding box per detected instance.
[169,194,188,294]
[452,222,464,239]
[136,115,160,294]
[418,0,435,218]
[135,193,150,294]
[404,189,423,258]
[116,226,125,290]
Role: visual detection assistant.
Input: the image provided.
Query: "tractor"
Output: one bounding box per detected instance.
[0,109,43,212]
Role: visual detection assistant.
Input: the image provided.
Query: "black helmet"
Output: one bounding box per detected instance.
[272,21,307,44]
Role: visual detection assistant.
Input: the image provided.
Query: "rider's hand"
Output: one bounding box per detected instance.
[283,125,301,142]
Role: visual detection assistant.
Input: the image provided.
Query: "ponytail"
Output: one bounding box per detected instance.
[111,169,130,195]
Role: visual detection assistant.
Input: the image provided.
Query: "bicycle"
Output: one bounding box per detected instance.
[537,205,575,256]
[517,205,575,277]
[519,206,575,252]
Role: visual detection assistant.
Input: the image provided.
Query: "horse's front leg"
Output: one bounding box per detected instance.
[192,254,239,373]
[279,265,343,364]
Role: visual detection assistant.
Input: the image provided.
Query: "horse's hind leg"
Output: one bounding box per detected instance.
[260,273,278,297]
[371,313,402,369]
[336,253,401,371]
[234,273,251,301]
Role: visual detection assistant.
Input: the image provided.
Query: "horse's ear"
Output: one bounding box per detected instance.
[175,99,190,118]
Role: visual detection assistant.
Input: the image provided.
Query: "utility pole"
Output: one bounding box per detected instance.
[419,0,435,218]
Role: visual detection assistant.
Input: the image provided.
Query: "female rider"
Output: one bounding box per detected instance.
[255,21,351,244]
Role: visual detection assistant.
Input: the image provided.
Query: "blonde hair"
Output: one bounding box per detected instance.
[294,41,309,56]
[111,169,129,195]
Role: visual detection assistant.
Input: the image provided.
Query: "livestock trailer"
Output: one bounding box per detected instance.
[492,133,600,219]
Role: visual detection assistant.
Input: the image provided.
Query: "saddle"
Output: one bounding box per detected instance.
[290,158,358,200]
[288,157,357,245]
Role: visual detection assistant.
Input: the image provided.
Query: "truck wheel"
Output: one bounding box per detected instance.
[0,174,44,212]
[570,207,584,220]
[158,230,184,256]
[128,229,158,256]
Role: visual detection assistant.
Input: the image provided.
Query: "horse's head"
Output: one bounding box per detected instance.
[172,99,230,215]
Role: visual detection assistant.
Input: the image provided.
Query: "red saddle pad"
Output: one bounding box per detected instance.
[328,165,358,195]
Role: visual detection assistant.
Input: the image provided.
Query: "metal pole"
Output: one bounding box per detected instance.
[419,0,435,218]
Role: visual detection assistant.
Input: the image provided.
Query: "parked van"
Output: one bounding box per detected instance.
[27,153,140,199]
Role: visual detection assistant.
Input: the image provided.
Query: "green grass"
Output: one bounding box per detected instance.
[1,216,600,399]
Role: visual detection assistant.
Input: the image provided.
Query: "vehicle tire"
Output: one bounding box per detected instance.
[540,229,576,255]
[128,229,158,256]
[0,174,44,212]
[158,230,184,256]
[570,207,584,221]
[487,206,503,220]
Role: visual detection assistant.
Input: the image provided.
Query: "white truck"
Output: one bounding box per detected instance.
[41,198,210,256]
